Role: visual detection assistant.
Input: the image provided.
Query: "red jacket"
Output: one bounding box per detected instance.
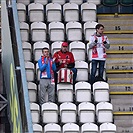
[53,50,75,70]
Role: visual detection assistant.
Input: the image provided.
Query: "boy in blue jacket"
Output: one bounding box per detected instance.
[38,47,56,105]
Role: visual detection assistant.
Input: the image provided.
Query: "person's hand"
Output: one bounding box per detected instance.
[64,64,67,68]
[94,38,98,43]
[52,57,56,63]
[45,57,48,64]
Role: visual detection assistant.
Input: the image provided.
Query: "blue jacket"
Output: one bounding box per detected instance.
[38,57,56,79]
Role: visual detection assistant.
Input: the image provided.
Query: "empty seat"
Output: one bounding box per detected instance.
[33,41,49,62]
[28,82,37,103]
[63,3,79,22]
[120,0,133,6]
[93,81,109,103]
[46,3,62,22]
[84,21,98,42]
[81,123,98,133]
[100,123,116,133]
[17,0,30,5]
[69,0,83,5]
[41,102,58,124]
[31,22,47,42]
[86,0,101,5]
[44,123,61,133]
[25,61,34,82]
[60,102,77,124]
[19,22,29,42]
[78,102,95,123]
[69,41,86,61]
[102,0,119,6]
[51,0,66,5]
[22,42,32,61]
[30,103,40,123]
[62,123,80,133]
[51,41,63,55]
[17,3,26,22]
[96,102,113,124]
[66,21,82,42]
[33,124,42,133]
[81,3,97,23]
[34,0,48,5]
[75,81,91,103]
[28,3,44,22]
[48,22,65,42]
[57,83,73,103]
[75,61,88,81]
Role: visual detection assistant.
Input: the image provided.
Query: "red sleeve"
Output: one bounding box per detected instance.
[70,52,75,63]
[53,52,59,63]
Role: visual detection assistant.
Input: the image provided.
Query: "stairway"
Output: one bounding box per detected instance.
[98,13,133,133]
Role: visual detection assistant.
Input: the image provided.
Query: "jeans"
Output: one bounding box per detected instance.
[90,60,105,85]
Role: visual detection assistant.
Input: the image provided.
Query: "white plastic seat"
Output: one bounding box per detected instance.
[48,22,65,42]
[75,81,91,103]
[63,3,79,22]
[28,3,44,22]
[57,83,73,103]
[78,102,95,123]
[100,123,116,133]
[51,0,66,5]
[69,41,85,61]
[19,22,29,42]
[31,22,47,42]
[46,3,62,22]
[81,3,96,23]
[60,102,77,124]
[17,0,30,5]
[22,42,32,61]
[33,41,49,62]
[41,102,58,124]
[86,0,101,5]
[93,81,109,103]
[69,0,83,5]
[84,21,98,42]
[17,3,26,22]
[51,41,63,55]
[28,82,37,103]
[66,21,82,42]
[25,61,34,82]
[34,0,48,5]
[44,123,61,133]
[33,124,42,133]
[96,102,113,124]
[30,103,40,123]
[81,123,98,133]
[75,61,88,81]
[63,123,80,133]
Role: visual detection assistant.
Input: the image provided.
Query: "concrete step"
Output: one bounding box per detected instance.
[107,73,133,78]
[109,38,133,44]
[98,19,133,26]
[109,84,133,92]
[107,53,133,58]
[116,126,133,133]
[108,78,133,84]
[106,58,133,64]
[106,33,133,38]
[114,120,133,127]
[97,14,133,20]
[113,104,133,112]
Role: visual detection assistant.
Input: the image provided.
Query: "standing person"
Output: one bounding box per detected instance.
[38,47,56,105]
[53,42,77,84]
[88,24,110,85]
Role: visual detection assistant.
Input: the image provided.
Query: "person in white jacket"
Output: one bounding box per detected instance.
[88,23,110,85]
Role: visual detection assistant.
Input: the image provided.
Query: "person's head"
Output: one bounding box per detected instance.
[42,47,49,57]
[95,24,104,35]
[61,42,68,53]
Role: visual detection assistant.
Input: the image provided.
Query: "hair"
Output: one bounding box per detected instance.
[95,24,104,30]
[42,47,49,52]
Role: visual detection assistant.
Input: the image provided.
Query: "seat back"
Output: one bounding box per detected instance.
[51,0,66,5]
[33,124,42,133]
[34,0,48,5]
[69,41,86,61]
[102,0,119,6]
[86,0,101,5]
[100,123,116,133]
[17,0,30,5]
[69,0,83,5]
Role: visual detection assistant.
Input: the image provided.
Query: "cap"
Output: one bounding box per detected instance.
[62,42,68,47]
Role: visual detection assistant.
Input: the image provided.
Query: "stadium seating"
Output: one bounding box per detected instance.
[102,0,119,6]
[120,0,133,6]
[78,102,95,123]
[86,0,101,5]
[41,102,58,124]
[75,81,91,103]
[69,0,83,5]
[51,0,66,5]
[60,102,77,124]
[17,0,30,5]
[34,0,48,5]
[69,41,86,61]
[33,124,42,133]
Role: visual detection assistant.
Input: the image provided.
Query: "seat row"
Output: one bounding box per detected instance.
[33,122,116,133]
[30,101,113,124]
[17,2,97,23]
[19,21,98,42]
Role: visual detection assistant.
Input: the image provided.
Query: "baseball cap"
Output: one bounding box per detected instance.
[62,42,68,47]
